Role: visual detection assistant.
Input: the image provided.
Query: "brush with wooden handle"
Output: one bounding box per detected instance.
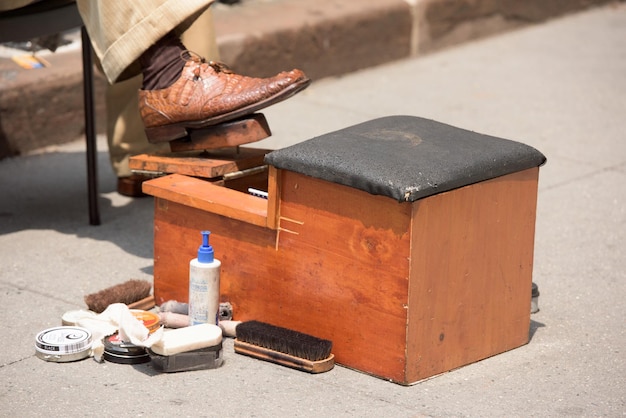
[84,279,152,313]
[234,320,334,373]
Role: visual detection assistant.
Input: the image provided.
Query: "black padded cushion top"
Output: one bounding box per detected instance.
[265,116,546,203]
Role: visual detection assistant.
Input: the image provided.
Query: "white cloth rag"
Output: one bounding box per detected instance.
[72,303,163,362]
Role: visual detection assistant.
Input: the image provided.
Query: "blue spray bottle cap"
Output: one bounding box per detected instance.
[197,231,214,263]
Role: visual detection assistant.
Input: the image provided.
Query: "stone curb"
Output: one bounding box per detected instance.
[0,0,616,157]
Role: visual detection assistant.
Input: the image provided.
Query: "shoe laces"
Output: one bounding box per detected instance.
[181,50,233,79]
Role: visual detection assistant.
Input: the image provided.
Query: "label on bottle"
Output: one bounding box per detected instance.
[188,259,221,326]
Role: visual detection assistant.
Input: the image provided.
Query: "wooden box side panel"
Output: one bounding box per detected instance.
[276,172,413,382]
[152,198,277,305]
[406,168,540,383]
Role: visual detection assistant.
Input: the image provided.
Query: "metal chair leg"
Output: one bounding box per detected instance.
[81,27,100,225]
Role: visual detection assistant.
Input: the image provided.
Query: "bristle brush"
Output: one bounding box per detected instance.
[234,320,334,373]
[84,279,152,313]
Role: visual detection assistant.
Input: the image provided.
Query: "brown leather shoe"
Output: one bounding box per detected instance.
[117,174,151,198]
[139,52,311,143]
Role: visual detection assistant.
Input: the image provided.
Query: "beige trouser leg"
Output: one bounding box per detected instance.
[105,8,219,177]
[76,0,215,83]
[3,0,218,177]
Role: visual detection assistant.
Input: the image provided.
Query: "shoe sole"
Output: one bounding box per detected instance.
[145,77,311,143]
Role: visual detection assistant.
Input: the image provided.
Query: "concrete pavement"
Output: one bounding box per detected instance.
[1,3,625,416]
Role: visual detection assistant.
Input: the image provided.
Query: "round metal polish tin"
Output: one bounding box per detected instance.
[61,309,97,326]
[130,309,161,334]
[102,334,150,364]
[35,326,92,363]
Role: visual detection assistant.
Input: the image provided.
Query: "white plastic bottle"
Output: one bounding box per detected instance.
[188,231,221,326]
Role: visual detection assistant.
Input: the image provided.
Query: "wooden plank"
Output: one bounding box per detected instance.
[266,166,280,229]
[406,168,539,383]
[144,174,268,227]
[129,148,268,179]
[168,113,271,152]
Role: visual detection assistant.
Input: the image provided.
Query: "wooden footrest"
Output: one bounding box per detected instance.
[168,113,271,152]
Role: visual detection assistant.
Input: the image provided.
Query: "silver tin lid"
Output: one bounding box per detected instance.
[35,326,92,363]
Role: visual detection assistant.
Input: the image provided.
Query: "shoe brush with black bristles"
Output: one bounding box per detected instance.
[234,320,334,373]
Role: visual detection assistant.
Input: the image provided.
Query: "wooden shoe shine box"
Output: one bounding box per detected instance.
[144,116,546,384]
